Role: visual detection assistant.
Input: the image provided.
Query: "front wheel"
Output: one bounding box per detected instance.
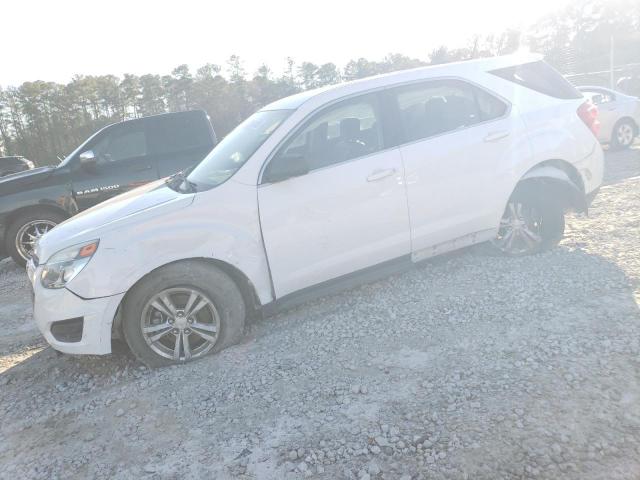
[491,193,565,256]
[122,261,246,368]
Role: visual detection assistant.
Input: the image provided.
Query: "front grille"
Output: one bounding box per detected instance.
[50,317,84,343]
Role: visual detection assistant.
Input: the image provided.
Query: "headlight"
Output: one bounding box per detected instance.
[40,240,99,289]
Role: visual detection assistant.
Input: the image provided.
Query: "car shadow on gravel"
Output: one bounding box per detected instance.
[2,242,637,376]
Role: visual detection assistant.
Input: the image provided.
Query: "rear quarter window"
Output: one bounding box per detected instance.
[490,61,582,100]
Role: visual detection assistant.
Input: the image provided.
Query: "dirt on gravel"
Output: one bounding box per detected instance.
[1,147,639,480]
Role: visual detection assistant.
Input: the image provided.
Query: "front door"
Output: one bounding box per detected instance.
[71,122,159,210]
[258,93,411,298]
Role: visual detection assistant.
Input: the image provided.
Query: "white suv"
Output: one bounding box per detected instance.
[29,53,603,367]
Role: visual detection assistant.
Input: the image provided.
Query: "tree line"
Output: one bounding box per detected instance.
[1,0,638,165]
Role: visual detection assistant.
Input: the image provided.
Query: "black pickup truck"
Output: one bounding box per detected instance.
[0,110,216,265]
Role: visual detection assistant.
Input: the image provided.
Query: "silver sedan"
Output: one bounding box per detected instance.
[578,85,640,149]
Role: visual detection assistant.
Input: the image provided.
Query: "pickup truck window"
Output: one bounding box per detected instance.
[93,127,147,162]
[187,109,292,190]
[147,112,214,155]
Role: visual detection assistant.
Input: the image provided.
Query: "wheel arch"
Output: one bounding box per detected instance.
[112,257,262,339]
[6,204,71,229]
[511,160,587,213]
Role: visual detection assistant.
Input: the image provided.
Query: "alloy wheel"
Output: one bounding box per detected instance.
[616,123,635,147]
[15,220,57,261]
[140,287,221,361]
[492,201,544,255]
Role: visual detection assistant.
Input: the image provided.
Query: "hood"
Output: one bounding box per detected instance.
[0,166,55,191]
[38,179,195,263]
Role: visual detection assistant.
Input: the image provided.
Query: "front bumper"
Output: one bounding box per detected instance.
[30,266,124,355]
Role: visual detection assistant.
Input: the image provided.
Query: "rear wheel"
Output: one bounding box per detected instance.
[122,261,246,368]
[5,210,66,266]
[611,119,636,150]
[491,192,565,256]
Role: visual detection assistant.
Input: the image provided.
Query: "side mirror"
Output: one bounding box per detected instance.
[591,94,604,105]
[262,154,309,184]
[79,150,97,170]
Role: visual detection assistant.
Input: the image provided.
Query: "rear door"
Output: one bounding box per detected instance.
[258,93,411,298]
[146,111,216,178]
[71,121,158,210]
[389,79,528,259]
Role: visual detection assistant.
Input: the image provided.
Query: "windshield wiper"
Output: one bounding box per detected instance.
[166,171,198,193]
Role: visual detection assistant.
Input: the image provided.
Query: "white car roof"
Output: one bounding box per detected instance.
[262,52,544,111]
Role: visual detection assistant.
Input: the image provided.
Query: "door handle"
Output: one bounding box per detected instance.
[483,131,510,142]
[366,168,396,182]
[133,164,153,172]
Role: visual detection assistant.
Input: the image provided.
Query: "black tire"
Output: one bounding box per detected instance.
[611,119,637,150]
[492,190,565,256]
[122,260,246,368]
[5,210,67,266]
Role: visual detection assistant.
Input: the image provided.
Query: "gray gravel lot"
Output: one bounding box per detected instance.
[1,147,640,480]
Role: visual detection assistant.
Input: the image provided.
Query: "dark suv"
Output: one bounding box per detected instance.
[0,110,216,265]
[0,156,35,177]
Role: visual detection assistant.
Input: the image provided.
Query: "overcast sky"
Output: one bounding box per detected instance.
[2,0,570,86]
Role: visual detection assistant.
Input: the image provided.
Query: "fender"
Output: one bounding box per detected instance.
[59,180,275,306]
[519,165,587,213]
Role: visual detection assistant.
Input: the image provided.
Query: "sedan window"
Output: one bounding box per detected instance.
[582,90,615,104]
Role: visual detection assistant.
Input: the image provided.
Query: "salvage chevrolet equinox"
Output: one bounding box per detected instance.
[29,54,604,367]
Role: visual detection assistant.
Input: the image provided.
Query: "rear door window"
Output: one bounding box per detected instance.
[490,61,582,99]
[389,80,509,144]
[392,80,484,143]
[147,112,214,156]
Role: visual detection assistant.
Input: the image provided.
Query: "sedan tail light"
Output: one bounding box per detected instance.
[577,101,600,137]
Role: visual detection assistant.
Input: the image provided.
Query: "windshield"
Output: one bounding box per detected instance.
[187,109,292,189]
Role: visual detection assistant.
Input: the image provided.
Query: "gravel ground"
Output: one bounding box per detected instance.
[1,147,640,480]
